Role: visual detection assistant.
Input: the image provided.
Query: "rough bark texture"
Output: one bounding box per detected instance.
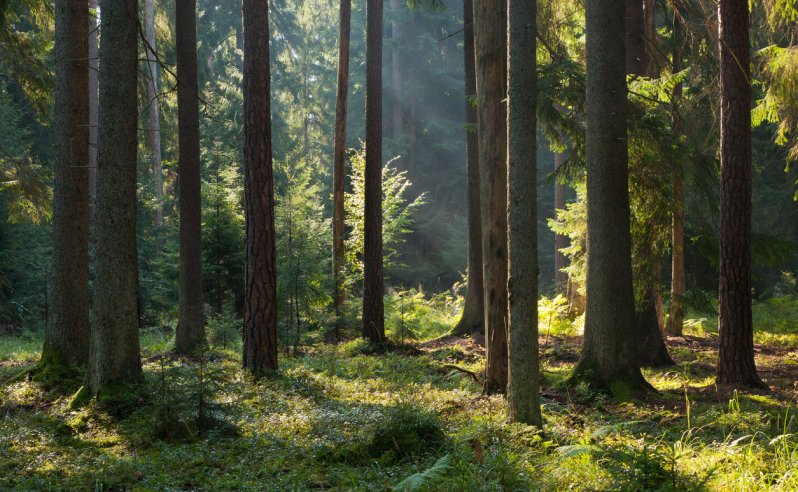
[474,0,508,393]
[144,0,164,229]
[88,0,98,226]
[554,151,569,291]
[88,0,142,394]
[666,9,686,337]
[363,0,385,344]
[243,0,278,374]
[452,0,484,338]
[506,0,541,426]
[572,0,650,392]
[716,0,764,388]
[43,0,90,370]
[625,0,649,76]
[636,281,675,367]
[175,0,205,353]
[333,0,351,323]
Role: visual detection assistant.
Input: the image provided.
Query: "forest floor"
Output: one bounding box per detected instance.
[1,298,798,491]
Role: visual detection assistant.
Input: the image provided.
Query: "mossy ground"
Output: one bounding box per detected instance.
[2,297,798,490]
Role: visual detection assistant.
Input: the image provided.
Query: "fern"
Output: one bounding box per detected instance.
[392,454,452,492]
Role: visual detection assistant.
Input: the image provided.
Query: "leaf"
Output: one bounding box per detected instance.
[590,421,645,440]
[392,454,452,492]
[556,444,597,458]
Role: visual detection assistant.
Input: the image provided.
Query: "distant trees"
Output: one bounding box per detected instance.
[506,0,541,425]
[88,0,142,394]
[42,0,90,371]
[144,0,164,229]
[242,0,278,375]
[175,0,205,353]
[716,0,764,388]
[362,0,385,345]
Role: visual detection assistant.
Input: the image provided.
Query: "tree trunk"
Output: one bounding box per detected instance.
[572,0,650,392]
[175,0,205,354]
[625,0,649,77]
[88,0,98,227]
[243,0,278,374]
[42,0,90,371]
[363,0,385,345]
[474,0,508,393]
[716,0,764,388]
[452,0,483,338]
[506,0,541,426]
[332,0,351,328]
[666,7,685,337]
[144,0,164,229]
[554,151,569,291]
[390,0,403,140]
[88,0,142,394]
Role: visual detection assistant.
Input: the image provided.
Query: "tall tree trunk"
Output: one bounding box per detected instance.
[332,0,351,328]
[88,0,142,394]
[88,0,98,226]
[363,0,385,345]
[716,0,764,388]
[666,7,686,337]
[452,0,483,337]
[507,0,541,426]
[474,0,508,393]
[625,0,649,77]
[144,0,164,229]
[390,0,403,140]
[572,0,650,392]
[175,0,205,353]
[554,151,569,291]
[242,0,278,375]
[42,0,90,371]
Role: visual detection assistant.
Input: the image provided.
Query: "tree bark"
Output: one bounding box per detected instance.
[572,0,650,392]
[332,0,351,327]
[474,0,508,393]
[88,0,142,394]
[88,0,98,227]
[242,0,278,375]
[363,0,385,345]
[625,0,649,77]
[716,0,764,388]
[506,0,541,426]
[175,0,205,354]
[144,0,164,229]
[666,8,685,337]
[554,151,569,291]
[43,0,90,371]
[452,0,484,338]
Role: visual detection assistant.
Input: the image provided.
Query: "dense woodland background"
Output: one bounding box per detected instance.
[2,0,798,490]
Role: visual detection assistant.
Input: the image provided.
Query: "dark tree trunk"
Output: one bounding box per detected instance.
[554,151,569,291]
[636,260,674,367]
[572,0,650,392]
[452,0,484,338]
[88,0,98,227]
[88,0,142,394]
[243,0,278,375]
[474,0,508,393]
[666,7,685,337]
[363,0,385,345]
[332,0,351,327]
[506,0,541,426]
[175,0,205,354]
[625,0,649,77]
[716,0,764,388]
[43,0,90,371]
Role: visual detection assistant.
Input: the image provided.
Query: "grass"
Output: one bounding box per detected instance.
[1,297,798,490]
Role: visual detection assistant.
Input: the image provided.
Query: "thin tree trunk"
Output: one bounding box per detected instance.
[144,0,164,230]
[175,0,205,354]
[363,0,385,345]
[42,0,90,371]
[507,0,541,426]
[625,0,649,77]
[391,0,403,140]
[332,0,351,328]
[572,0,650,392]
[88,0,142,394]
[474,0,508,393]
[88,0,98,227]
[666,7,685,337]
[716,0,764,388]
[242,0,278,374]
[452,0,483,338]
[554,151,569,291]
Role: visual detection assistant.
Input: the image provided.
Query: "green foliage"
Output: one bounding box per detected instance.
[368,404,445,461]
[392,454,452,492]
[385,287,462,343]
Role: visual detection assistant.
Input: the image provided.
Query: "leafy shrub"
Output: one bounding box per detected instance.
[368,404,445,461]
